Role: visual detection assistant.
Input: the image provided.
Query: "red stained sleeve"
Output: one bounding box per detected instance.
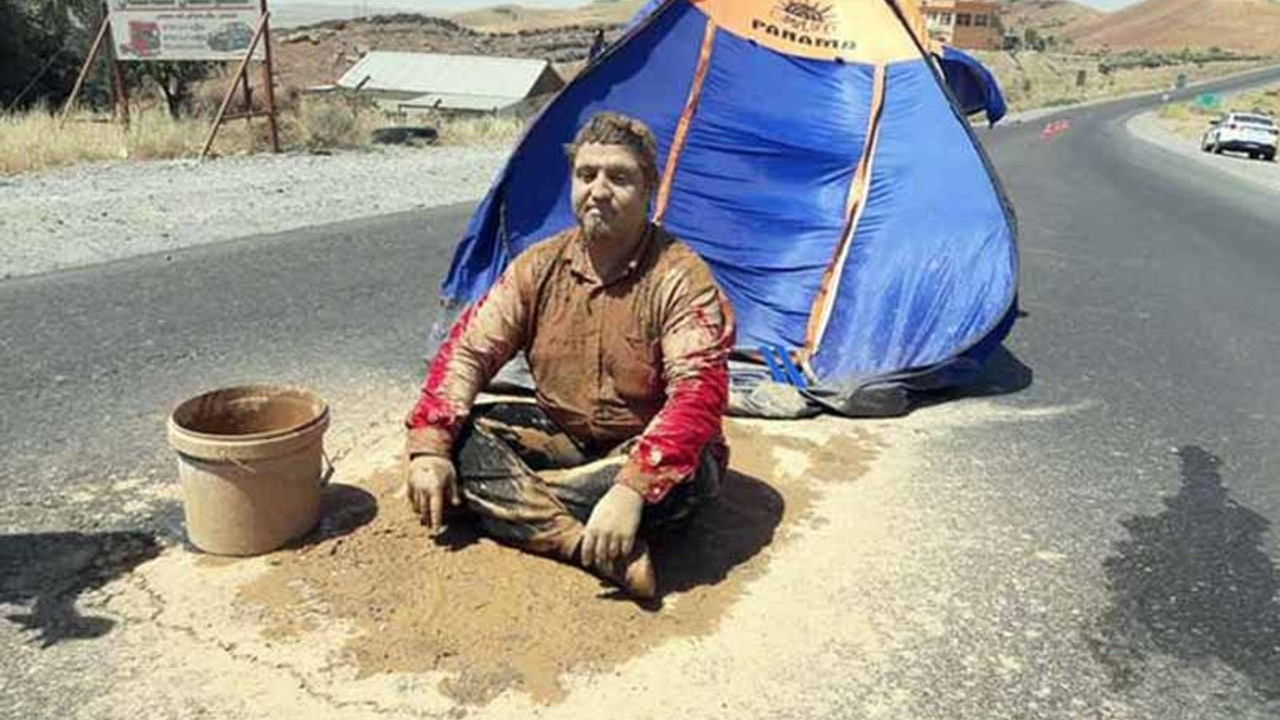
[616,280,734,503]
[405,270,528,457]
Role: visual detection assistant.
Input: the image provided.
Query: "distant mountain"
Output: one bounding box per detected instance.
[450,0,1106,37]
[451,0,643,32]
[1066,0,1280,54]
[999,0,1103,38]
[448,0,1107,44]
[270,11,621,92]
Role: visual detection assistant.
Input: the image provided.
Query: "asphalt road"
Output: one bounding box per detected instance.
[0,207,472,532]
[4,67,1280,717]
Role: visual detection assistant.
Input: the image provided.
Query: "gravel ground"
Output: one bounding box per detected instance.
[0,144,512,280]
[1127,111,1280,194]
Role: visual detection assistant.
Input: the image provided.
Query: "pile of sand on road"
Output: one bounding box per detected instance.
[229,420,876,705]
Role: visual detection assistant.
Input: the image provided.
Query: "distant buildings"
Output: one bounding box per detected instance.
[920,0,1003,51]
[336,51,565,117]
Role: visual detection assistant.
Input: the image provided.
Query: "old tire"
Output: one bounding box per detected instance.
[371,126,439,146]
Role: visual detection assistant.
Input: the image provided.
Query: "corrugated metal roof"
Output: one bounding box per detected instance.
[337,51,551,98]
[398,93,522,112]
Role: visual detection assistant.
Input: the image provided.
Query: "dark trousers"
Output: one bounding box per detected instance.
[453,402,720,560]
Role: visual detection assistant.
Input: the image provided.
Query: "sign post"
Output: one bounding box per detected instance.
[61,0,280,158]
[60,5,124,125]
[257,0,281,154]
[200,10,270,159]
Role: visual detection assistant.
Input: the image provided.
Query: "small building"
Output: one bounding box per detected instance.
[336,51,565,117]
[920,0,1003,51]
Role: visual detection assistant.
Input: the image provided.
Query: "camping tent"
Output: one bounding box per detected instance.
[937,45,1007,125]
[439,0,1018,416]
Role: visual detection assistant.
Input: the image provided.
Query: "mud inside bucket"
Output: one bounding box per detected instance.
[167,386,331,556]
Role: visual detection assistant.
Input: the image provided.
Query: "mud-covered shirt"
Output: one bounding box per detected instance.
[406,223,734,503]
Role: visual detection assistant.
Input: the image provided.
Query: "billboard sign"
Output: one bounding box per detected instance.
[108,1,264,62]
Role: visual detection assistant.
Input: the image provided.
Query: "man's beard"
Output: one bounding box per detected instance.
[578,205,648,245]
[579,209,615,243]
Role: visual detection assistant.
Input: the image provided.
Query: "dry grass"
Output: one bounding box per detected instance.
[286,94,384,150]
[1157,83,1280,140]
[0,91,528,176]
[435,115,527,147]
[0,106,263,175]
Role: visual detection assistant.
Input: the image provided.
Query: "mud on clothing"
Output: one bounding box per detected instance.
[454,402,722,558]
[406,222,735,504]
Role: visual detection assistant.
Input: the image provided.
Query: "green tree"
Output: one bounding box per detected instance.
[3,1,215,117]
[1,0,106,110]
[127,61,215,118]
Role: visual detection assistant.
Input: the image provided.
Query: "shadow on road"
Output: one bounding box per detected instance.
[0,484,377,650]
[0,531,160,647]
[955,344,1035,398]
[651,469,783,597]
[286,482,379,549]
[1208,151,1278,166]
[1090,445,1280,699]
[912,344,1035,410]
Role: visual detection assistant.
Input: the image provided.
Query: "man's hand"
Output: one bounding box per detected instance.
[581,483,644,571]
[406,455,461,533]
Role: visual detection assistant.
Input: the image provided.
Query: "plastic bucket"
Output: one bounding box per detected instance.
[167,385,330,556]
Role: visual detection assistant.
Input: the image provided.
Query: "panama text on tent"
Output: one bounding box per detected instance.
[750,19,859,50]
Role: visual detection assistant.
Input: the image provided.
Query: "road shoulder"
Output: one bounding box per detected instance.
[1127,110,1280,197]
[0,145,510,282]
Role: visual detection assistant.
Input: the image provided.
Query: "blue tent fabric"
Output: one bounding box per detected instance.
[439,0,1018,417]
[658,32,874,350]
[808,60,1016,382]
[938,45,1007,125]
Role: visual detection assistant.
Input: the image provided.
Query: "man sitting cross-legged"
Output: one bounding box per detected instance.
[404,112,734,599]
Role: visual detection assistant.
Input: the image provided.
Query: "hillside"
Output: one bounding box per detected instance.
[454,0,1104,40]
[267,1,645,93]
[999,0,1103,38]
[271,13,623,93]
[453,0,1101,38]
[1067,0,1280,54]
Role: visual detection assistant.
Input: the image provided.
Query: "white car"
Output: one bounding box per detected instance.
[1201,111,1278,161]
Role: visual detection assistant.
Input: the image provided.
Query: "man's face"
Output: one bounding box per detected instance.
[571,142,650,242]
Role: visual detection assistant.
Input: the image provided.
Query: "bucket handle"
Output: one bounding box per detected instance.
[319,450,335,487]
[222,449,334,488]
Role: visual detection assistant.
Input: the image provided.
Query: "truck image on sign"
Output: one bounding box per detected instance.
[118,20,162,57]
[207,22,254,52]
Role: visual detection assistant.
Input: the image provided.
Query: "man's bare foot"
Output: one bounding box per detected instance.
[578,540,656,599]
[617,544,656,599]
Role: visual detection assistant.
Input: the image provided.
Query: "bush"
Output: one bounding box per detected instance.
[297,97,360,148]
[435,115,526,146]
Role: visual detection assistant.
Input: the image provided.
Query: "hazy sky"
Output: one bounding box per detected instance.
[269,0,1146,12]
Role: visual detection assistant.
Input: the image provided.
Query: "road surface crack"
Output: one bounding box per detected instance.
[123,569,452,718]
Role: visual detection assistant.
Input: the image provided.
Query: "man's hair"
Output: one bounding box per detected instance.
[564,112,660,193]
